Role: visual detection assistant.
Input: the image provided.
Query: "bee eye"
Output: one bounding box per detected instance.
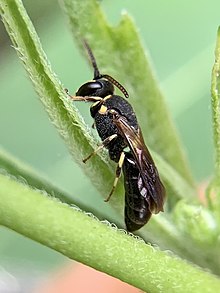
[76,81,102,97]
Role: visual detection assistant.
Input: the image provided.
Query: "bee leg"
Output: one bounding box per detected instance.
[104,152,125,202]
[83,134,118,163]
[66,91,102,103]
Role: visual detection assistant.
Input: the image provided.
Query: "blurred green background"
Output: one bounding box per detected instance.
[0,0,219,289]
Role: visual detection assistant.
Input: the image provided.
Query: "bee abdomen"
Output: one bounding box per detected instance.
[123,152,152,232]
[124,193,151,232]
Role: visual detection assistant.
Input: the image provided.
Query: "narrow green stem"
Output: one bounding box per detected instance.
[211,27,220,180]
[208,27,220,214]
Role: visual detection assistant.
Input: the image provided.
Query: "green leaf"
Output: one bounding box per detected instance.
[60,0,196,191]
[0,172,219,293]
[173,201,218,245]
[172,201,220,274]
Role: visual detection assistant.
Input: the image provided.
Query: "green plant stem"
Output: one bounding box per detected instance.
[1,148,215,273]
[0,147,73,204]
[208,27,220,218]
[0,147,118,222]
[207,27,220,212]
[211,27,220,180]
[0,173,219,293]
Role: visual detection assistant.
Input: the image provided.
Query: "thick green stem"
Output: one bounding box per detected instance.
[0,147,117,222]
[0,173,219,293]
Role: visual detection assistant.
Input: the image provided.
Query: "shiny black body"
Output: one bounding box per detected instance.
[91,95,138,162]
[123,152,152,231]
[71,41,166,232]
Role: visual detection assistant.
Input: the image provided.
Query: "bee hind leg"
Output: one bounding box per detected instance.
[104,152,125,202]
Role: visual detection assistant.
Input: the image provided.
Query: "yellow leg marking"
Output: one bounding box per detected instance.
[104,152,125,202]
[93,101,101,107]
[103,94,112,101]
[83,134,117,163]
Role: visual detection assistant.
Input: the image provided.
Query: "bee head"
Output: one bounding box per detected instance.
[75,78,114,98]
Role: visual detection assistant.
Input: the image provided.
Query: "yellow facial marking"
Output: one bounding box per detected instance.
[99,105,108,114]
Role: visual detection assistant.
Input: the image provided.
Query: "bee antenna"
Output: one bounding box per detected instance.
[82,40,129,98]
[83,39,101,79]
[102,74,129,98]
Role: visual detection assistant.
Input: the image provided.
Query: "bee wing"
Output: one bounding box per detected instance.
[113,114,166,213]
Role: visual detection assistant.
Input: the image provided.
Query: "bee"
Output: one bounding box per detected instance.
[67,41,166,232]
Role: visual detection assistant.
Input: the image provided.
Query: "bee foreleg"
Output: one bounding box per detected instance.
[104,152,125,202]
[66,90,102,103]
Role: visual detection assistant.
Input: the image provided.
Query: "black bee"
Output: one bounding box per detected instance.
[68,41,166,232]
